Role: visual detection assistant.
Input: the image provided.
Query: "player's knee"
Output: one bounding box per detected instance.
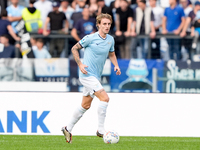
[101,97,109,103]
[82,103,91,110]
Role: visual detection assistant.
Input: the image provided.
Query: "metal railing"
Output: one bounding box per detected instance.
[29,32,195,59]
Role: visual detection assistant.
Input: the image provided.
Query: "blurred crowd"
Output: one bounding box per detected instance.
[1,0,200,61]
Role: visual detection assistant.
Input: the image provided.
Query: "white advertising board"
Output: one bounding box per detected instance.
[0,92,200,137]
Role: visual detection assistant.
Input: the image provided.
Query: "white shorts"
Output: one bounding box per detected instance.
[79,76,103,98]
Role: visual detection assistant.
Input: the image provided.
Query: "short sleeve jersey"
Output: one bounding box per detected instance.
[79,32,115,80]
[164,5,185,32]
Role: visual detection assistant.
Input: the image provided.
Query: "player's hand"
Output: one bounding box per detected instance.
[114,66,121,75]
[79,63,88,75]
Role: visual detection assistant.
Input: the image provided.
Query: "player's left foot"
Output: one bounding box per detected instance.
[96,130,103,138]
[61,126,72,143]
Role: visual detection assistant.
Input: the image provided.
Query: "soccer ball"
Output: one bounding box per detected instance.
[103,130,120,144]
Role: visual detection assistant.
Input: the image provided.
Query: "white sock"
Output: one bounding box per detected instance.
[67,105,87,132]
[97,101,108,134]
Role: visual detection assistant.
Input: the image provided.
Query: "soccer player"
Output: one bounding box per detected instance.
[61,13,121,143]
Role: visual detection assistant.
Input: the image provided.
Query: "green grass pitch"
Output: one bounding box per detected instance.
[1,135,200,150]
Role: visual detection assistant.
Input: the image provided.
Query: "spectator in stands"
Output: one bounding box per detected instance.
[33,38,51,58]
[0,34,15,58]
[97,0,114,32]
[88,0,98,17]
[115,0,133,59]
[180,0,193,16]
[162,0,185,60]
[179,0,193,61]
[71,7,96,41]
[149,0,163,34]
[191,11,200,35]
[22,0,43,33]
[71,7,96,57]
[109,0,121,58]
[110,0,120,25]
[190,11,200,58]
[180,1,200,60]
[74,0,86,12]
[181,1,200,37]
[59,0,75,29]
[0,10,20,43]
[34,0,52,29]
[110,0,120,11]
[69,3,84,57]
[131,0,156,59]
[30,36,37,50]
[6,0,24,33]
[71,10,83,27]
[149,0,164,59]
[43,1,69,57]
[6,0,24,44]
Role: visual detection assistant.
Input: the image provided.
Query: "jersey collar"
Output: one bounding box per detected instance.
[97,32,107,40]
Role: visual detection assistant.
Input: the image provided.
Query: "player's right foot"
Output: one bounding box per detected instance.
[61,126,72,143]
[96,130,103,138]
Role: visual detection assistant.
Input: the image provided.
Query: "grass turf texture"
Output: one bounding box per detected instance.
[1,135,200,150]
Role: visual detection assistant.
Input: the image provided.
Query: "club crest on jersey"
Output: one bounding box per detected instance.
[81,38,85,43]
[80,36,88,44]
[107,42,111,44]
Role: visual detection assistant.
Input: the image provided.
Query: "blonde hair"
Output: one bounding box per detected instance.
[96,13,112,29]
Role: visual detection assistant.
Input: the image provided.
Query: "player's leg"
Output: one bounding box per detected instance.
[62,95,93,143]
[67,95,93,132]
[62,85,94,143]
[94,89,109,137]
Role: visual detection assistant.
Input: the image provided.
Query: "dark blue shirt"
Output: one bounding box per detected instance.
[74,17,96,39]
[164,5,185,32]
[0,45,15,58]
[0,19,11,36]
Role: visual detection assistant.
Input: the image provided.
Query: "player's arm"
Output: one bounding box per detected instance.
[109,52,121,75]
[71,42,88,74]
